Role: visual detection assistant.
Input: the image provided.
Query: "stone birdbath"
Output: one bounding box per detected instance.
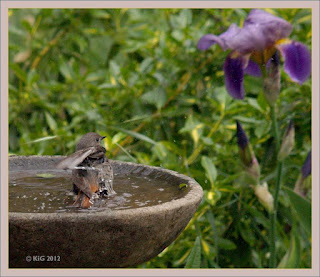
[9,156,203,268]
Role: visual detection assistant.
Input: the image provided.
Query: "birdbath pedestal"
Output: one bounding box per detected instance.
[9,156,203,268]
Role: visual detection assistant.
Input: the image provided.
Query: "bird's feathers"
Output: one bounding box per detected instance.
[56,132,114,208]
[56,147,96,170]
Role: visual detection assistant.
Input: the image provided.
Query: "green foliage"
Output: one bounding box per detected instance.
[278,230,301,268]
[283,187,311,237]
[185,236,202,268]
[9,8,311,268]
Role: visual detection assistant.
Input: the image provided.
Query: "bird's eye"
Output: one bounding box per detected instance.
[96,138,100,142]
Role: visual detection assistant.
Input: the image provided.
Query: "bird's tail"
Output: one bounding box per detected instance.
[73,175,100,208]
[72,192,93,208]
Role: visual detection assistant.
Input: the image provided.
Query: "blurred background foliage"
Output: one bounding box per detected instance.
[9,8,311,268]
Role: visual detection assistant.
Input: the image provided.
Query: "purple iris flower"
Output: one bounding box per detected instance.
[198,9,311,99]
[236,120,249,150]
[301,151,311,179]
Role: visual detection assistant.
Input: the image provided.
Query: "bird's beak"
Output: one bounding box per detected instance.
[101,136,106,141]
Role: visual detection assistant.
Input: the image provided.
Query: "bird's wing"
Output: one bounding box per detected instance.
[72,173,95,199]
[56,147,96,170]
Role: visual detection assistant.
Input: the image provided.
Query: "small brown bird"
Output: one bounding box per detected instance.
[56,132,115,208]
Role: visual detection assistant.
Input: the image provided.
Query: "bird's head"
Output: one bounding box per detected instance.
[75,132,106,151]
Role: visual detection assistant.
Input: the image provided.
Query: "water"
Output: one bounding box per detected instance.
[9,170,189,213]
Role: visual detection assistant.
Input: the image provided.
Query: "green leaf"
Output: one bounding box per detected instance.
[180,9,193,26]
[278,231,301,268]
[171,30,184,41]
[110,127,157,145]
[73,35,89,53]
[247,97,263,113]
[283,186,311,237]
[179,183,187,190]
[25,135,57,144]
[171,9,192,29]
[257,91,268,111]
[152,142,178,165]
[179,115,204,146]
[217,238,237,250]
[206,210,219,264]
[254,121,269,138]
[10,63,27,83]
[45,112,57,131]
[109,60,121,76]
[140,57,153,73]
[114,142,137,162]
[141,88,167,110]
[21,19,33,33]
[27,69,39,87]
[201,137,213,146]
[98,83,117,89]
[201,156,217,186]
[59,61,74,81]
[185,236,201,268]
[213,86,229,107]
[204,190,221,206]
[91,10,110,19]
[160,141,184,156]
[153,142,168,160]
[112,132,127,144]
[239,220,256,247]
[179,115,204,133]
[244,202,270,229]
[233,116,262,124]
[201,238,211,258]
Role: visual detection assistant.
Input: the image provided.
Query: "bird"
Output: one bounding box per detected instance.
[56,132,115,208]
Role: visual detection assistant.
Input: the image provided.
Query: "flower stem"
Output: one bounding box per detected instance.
[269,104,283,268]
[270,105,280,150]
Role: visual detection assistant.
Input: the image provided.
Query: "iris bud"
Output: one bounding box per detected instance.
[236,121,260,184]
[253,182,274,213]
[263,51,281,106]
[278,120,295,161]
[294,151,311,197]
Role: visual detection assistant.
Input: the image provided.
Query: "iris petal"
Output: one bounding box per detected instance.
[227,10,292,54]
[244,9,292,41]
[198,24,241,51]
[276,40,311,84]
[197,34,224,51]
[223,53,248,99]
[245,60,262,77]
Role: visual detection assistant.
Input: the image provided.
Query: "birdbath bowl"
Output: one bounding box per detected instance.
[9,156,203,268]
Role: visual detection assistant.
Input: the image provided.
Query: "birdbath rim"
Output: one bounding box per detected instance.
[9,155,204,220]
